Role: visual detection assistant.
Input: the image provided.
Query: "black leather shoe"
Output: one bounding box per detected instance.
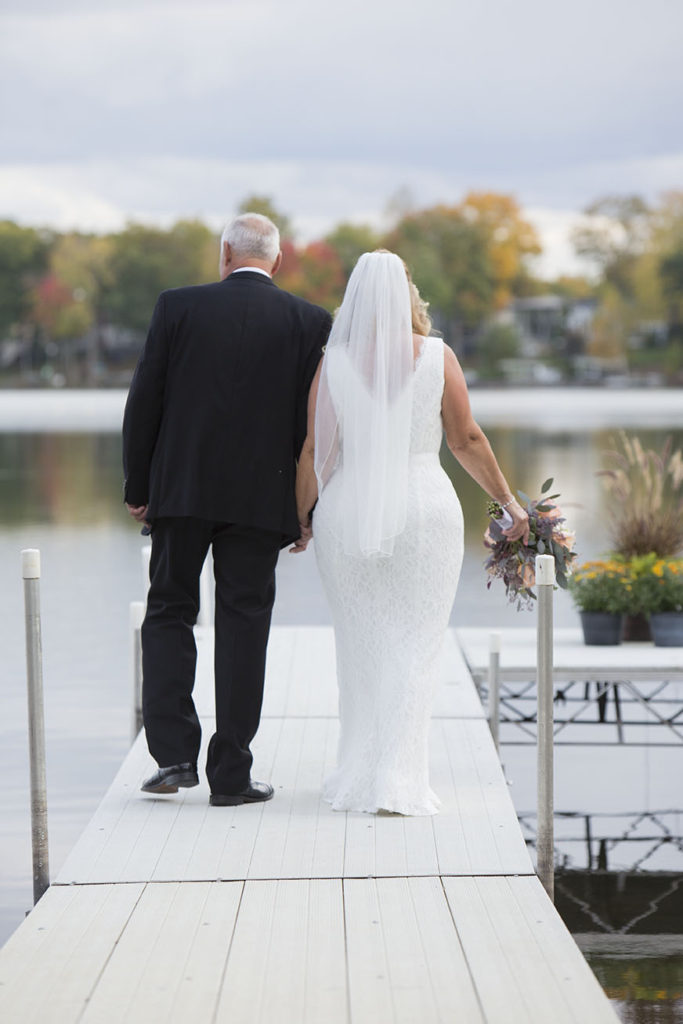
[209,780,274,806]
[141,763,199,794]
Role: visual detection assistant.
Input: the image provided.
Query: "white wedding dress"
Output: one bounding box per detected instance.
[314,336,464,815]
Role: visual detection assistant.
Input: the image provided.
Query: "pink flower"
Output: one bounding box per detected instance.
[535,501,562,521]
[521,563,536,588]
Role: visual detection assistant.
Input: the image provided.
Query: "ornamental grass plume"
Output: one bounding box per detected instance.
[596,432,683,558]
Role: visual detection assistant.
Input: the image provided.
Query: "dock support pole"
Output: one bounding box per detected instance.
[197,559,212,627]
[536,553,555,902]
[130,601,145,743]
[488,632,501,753]
[141,544,151,600]
[21,549,50,905]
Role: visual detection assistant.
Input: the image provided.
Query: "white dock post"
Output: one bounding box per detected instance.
[197,558,212,627]
[536,553,555,901]
[21,549,50,905]
[141,544,151,601]
[488,631,501,753]
[130,601,145,743]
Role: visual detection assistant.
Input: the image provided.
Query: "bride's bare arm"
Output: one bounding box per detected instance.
[294,362,322,534]
[441,345,529,543]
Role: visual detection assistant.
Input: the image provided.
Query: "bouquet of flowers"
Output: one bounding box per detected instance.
[483,478,577,610]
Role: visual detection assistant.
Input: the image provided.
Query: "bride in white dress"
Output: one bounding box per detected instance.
[294,251,528,815]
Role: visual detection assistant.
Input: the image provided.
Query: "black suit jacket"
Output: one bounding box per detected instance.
[122,271,332,545]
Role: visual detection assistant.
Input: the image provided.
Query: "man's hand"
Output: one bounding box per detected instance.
[289,521,313,553]
[126,503,149,524]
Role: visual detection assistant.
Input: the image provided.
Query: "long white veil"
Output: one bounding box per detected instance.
[314,251,414,558]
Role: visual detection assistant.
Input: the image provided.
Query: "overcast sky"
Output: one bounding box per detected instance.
[1,0,682,276]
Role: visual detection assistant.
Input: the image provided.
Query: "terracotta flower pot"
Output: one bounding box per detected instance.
[649,612,683,647]
[580,611,623,646]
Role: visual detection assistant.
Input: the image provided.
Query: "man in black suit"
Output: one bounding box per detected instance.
[122,213,332,805]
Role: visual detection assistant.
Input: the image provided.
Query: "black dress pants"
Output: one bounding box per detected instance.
[141,517,281,794]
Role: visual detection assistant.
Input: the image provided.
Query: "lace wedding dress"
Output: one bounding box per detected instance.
[314,336,464,815]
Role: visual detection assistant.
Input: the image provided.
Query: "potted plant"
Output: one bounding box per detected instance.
[596,433,683,641]
[569,560,632,645]
[631,559,683,646]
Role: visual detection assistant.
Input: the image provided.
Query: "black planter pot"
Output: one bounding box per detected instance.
[580,611,623,646]
[621,612,652,642]
[650,612,683,647]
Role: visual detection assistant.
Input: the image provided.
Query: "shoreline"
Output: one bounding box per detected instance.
[2,386,683,433]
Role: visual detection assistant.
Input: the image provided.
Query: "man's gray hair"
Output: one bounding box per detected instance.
[220,213,280,263]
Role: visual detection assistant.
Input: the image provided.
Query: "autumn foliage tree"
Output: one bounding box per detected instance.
[0,221,52,336]
[458,192,541,308]
[385,204,495,351]
[278,241,345,311]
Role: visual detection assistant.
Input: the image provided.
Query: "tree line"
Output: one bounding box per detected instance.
[1,190,682,384]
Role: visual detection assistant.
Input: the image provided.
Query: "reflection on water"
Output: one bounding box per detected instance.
[580,937,683,1024]
[2,424,683,1024]
[7,425,682,540]
[0,432,124,525]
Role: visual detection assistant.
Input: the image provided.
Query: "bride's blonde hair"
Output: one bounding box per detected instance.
[374,249,432,336]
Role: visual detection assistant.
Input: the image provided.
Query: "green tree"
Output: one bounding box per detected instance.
[324,222,381,276]
[660,249,683,323]
[384,205,495,350]
[571,195,651,300]
[236,195,293,239]
[655,193,683,342]
[476,323,521,379]
[0,221,52,336]
[589,286,631,361]
[104,220,217,331]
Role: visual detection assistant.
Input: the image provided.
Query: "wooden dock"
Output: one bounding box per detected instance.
[0,626,618,1022]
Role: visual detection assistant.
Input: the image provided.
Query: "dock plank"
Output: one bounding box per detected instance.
[443,876,618,1024]
[433,718,532,876]
[0,883,144,1024]
[196,624,484,721]
[1,626,619,1023]
[215,879,348,1024]
[457,626,683,682]
[56,716,527,884]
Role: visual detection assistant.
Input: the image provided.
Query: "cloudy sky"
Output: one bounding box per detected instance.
[1,0,682,276]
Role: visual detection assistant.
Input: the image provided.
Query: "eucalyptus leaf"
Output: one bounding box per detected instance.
[517,490,530,505]
[537,539,546,554]
[536,503,552,512]
[541,478,553,494]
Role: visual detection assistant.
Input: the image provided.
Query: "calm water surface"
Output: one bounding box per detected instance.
[1,396,682,1023]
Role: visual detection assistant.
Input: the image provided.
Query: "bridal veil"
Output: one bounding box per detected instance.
[314,251,414,558]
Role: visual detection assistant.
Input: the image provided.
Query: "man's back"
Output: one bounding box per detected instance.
[123,271,331,543]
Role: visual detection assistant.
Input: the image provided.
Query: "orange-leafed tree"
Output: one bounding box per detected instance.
[457,192,541,309]
[278,241,345,311]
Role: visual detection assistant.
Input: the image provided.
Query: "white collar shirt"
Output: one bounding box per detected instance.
[230,267,272,279]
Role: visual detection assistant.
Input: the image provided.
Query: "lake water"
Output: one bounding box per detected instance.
[2,389,683,1022]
